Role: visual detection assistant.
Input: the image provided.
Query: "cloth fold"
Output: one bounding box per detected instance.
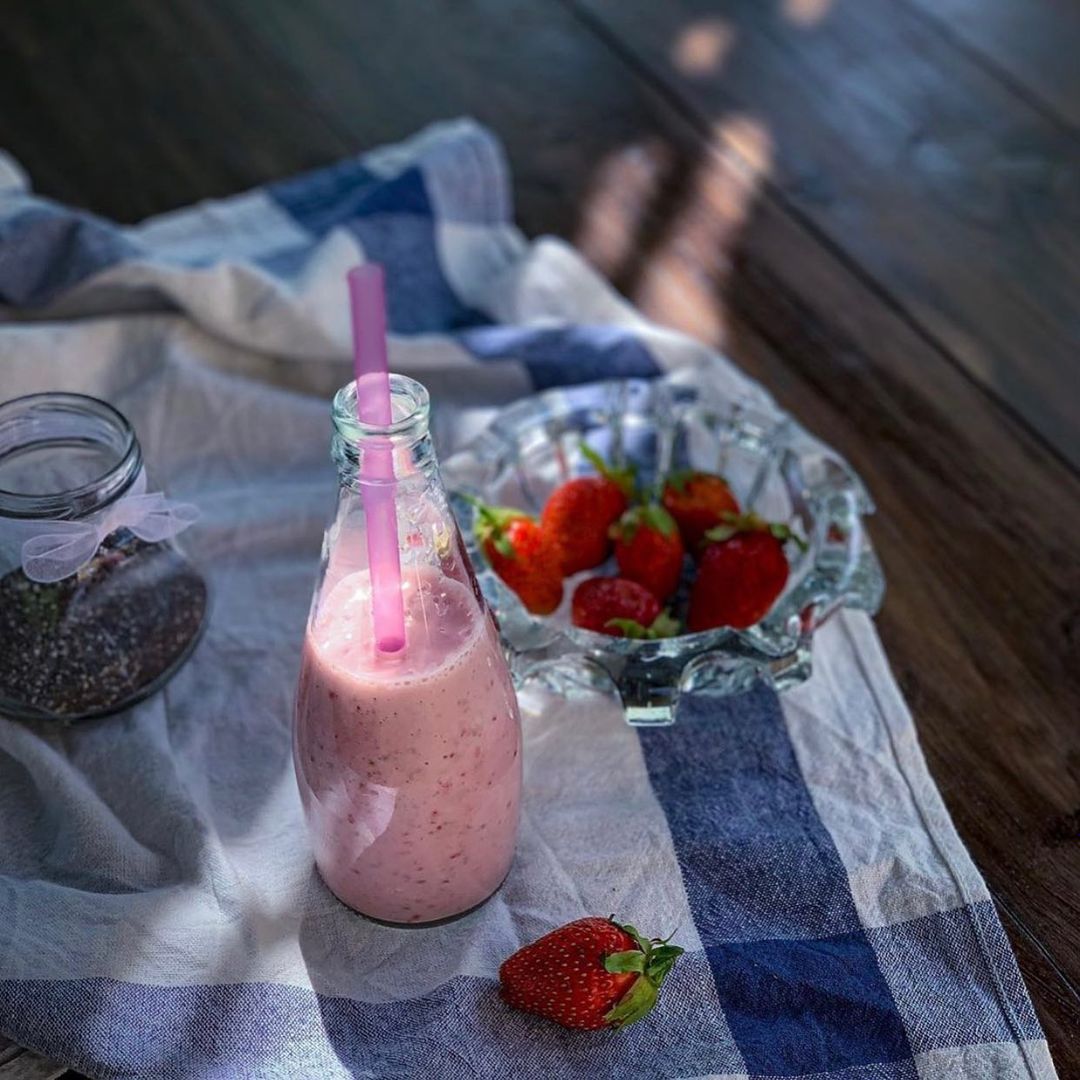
[0,120,1056,1079]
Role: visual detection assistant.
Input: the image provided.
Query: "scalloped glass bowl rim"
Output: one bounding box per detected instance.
[443,374,881,670]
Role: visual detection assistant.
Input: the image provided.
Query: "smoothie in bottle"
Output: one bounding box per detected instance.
[294,374,522,924]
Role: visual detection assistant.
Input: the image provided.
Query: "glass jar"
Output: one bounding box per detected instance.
[294,375,522,925]
[0,393,208,722]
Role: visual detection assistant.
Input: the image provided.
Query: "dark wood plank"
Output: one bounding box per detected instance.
[211,0,679,241]
[570,0,1080,471]
[902,0,1080,130]
[0,0,1077,1068]
[0,3,354,221]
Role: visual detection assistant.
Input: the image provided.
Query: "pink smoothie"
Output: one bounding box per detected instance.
[294,567,522,924]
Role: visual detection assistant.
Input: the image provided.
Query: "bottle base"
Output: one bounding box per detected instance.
[323,871,510,929]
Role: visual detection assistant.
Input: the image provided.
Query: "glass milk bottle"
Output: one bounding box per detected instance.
[294,375,522,925]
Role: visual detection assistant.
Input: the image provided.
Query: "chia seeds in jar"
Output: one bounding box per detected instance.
[0,393,208,722]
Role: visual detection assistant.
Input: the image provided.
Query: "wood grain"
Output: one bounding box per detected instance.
[902,0,1080,129]
[0,0,1077,1072]
[0,3,353,221]
[213,0,682,241]
[572,0,1080,470]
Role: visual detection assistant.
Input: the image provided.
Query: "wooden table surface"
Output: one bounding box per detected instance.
[2,1,1078,1075]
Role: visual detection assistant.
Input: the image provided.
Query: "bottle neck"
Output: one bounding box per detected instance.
[331,375,438,491]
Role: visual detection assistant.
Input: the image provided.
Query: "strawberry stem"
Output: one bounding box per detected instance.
[663,468,700,495]
[611,503,678,543]
[704,511,808,552]
[465,496,533,560]
[580,442,636,499]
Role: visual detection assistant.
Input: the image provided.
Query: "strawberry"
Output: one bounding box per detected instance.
[612,504,685,601]
[541,446,634,575]
[571,577,678,638]
[688,512,806,631]
[471,501,563,615]
[661,470,741,551]
[499,916,684,1030]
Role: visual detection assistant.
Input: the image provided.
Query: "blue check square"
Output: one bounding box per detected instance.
[269,156,384,236]
[867,901,1043,1053]
[707,931,911,1076]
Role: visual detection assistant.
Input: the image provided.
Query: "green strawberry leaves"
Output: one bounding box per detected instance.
[605,611,680,639]
[704,511,808,552]
[767,521,809,552]
[617,923,652,954]
[491,532,516,558]
[603,973,659,1029]
[650,611,682,638]
[642,504,677,538]
[647,944,685,984]
[604,950,647,974]
[580,443,636,499]
[601,919,685,1030]
[611,503,678,543]
[463,495,532,560]
[663,469,696,495]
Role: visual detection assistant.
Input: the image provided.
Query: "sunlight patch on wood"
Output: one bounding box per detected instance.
[575,116,773,348]
[782,0,833,28]
[574,139,674,278]
[714,114,774,178]
[671,18,736,75]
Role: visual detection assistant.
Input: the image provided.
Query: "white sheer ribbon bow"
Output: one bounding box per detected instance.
[13,470,199,584]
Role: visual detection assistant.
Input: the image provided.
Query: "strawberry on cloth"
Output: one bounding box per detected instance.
[499,917,684,1030]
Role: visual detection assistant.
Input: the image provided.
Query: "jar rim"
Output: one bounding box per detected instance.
[0,392,142,520]
[331,374,431,444]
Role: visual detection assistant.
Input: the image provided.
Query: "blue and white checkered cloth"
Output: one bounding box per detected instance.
[0,121,1058,1079]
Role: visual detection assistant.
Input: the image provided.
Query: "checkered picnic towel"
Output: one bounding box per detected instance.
[0,121,1057,1079]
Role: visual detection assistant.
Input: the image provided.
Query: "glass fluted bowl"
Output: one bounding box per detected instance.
[443,374,884,725]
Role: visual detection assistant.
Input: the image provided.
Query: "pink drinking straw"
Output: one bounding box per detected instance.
[348,264,406,653]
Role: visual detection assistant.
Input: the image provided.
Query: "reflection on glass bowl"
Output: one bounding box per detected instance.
[443,375,883,725]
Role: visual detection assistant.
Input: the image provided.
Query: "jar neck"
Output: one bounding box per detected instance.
[0,393,142,521]
[331,374,438,490]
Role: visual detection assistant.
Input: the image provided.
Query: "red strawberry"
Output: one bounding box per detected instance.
[662,470,740,551]
[541,446,634,575]
[688,513,806,631]
[571,577,678,638]
[472,502,563,615]
[499,916,684,1030]
[612,505,685,601]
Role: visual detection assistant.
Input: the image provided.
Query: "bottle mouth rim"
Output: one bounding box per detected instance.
[331,374,431,443]
[0,392,142,519]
